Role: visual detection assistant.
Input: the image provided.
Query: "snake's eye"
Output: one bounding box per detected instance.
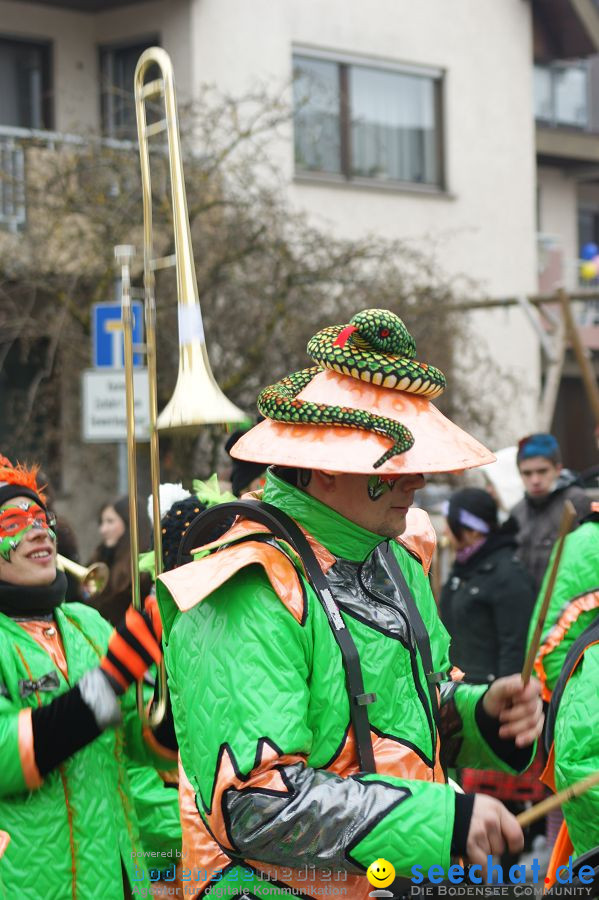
[379,328,390,338]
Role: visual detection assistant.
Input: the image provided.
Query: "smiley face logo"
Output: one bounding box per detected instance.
[366,858,395,889]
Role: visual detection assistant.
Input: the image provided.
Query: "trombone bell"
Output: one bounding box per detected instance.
[157,341,246,431]
[56,554,109,598]
[135,45,246,435]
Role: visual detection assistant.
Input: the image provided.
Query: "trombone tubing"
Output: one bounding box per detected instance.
[120,249,142,615]
[134,50,164,580]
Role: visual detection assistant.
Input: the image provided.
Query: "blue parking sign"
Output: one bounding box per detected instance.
[92,300,144,368]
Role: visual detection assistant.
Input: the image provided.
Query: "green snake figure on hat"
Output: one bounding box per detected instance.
[258,309,446,467]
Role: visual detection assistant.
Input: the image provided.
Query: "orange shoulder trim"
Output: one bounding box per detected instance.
[534,590,599,702]
[191,517,271,556]
[159,540,307,624]
[398,507,436,575]
[192,516,336,574]
[542,636,599,792]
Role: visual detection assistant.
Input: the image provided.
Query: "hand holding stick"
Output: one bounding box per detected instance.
[521,500,577,685]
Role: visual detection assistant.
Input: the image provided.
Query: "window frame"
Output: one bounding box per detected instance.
[533,60,590,130]
[0,33,53,130]
[292,45,446,194]
[98,34,160,139]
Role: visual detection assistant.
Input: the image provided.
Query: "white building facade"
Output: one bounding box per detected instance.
[0,0,597,466]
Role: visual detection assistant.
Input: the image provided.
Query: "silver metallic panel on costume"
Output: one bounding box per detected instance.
[325,543,414,644]
[327,543,464,757]
[224,761,409,869]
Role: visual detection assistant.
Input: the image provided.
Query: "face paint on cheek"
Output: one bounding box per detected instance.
[368,477,385,501]
[367,475,398,501]
[0,523,33,562]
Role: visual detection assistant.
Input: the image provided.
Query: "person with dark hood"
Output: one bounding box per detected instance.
[88,495,152,625]
[440,487,542,866]
[510,434,590,593]
[225,419,267,497]
[441,487,536,683]
[0,453,176,898]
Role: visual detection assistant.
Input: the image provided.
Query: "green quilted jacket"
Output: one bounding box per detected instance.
[158,471,533,898]
[0,601,175,899]
[527,520,599,699]
[553,639,599,857]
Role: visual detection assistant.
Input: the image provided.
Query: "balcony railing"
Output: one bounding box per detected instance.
[0,125,134,234]
[537,233,599,330]
[534,62,590,129]
[0,136,26,233]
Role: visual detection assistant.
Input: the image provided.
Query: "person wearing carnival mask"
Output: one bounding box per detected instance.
[157,309,544,899]
[0,456,177,898]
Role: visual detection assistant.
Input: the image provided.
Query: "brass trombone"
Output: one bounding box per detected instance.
[124,47,246,725]
[56,554,109,598]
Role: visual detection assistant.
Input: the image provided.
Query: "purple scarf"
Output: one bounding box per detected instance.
[455,536,487,565]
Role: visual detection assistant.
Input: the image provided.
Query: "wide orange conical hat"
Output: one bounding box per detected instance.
[232,309,494,476]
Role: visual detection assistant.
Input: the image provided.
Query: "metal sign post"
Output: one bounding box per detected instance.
[82,249,148,498]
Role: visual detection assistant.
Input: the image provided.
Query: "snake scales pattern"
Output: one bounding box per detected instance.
[257,309,446,468]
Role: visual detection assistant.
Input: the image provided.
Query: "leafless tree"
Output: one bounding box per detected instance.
[0,86,497,512]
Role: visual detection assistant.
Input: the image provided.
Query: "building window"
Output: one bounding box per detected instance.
[100,38,159,139]
[0,36,52,129]
[578,206,599,249]
[534,62,589,128]
[293,53,443,188]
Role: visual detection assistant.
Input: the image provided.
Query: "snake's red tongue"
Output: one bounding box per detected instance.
[334,325,357,348]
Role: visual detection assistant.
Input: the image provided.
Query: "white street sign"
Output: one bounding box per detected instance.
[82,369,150,442]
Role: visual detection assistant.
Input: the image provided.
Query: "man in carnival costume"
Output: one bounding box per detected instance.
[157,309,543,898]
[0,455,177,898]
[531,502,599,885]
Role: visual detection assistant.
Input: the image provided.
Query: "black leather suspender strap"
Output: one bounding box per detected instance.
[379,541,442,733]
[545,614,599,754]
[178,500,377,773]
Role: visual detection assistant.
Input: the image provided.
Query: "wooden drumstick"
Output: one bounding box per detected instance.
[521,499,577,685]
[517,771,599,827]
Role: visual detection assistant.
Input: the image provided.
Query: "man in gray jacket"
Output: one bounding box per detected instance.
[510,433,590,593]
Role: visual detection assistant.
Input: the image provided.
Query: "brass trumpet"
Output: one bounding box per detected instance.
[124,48,246,725]
[55,554,109,598]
